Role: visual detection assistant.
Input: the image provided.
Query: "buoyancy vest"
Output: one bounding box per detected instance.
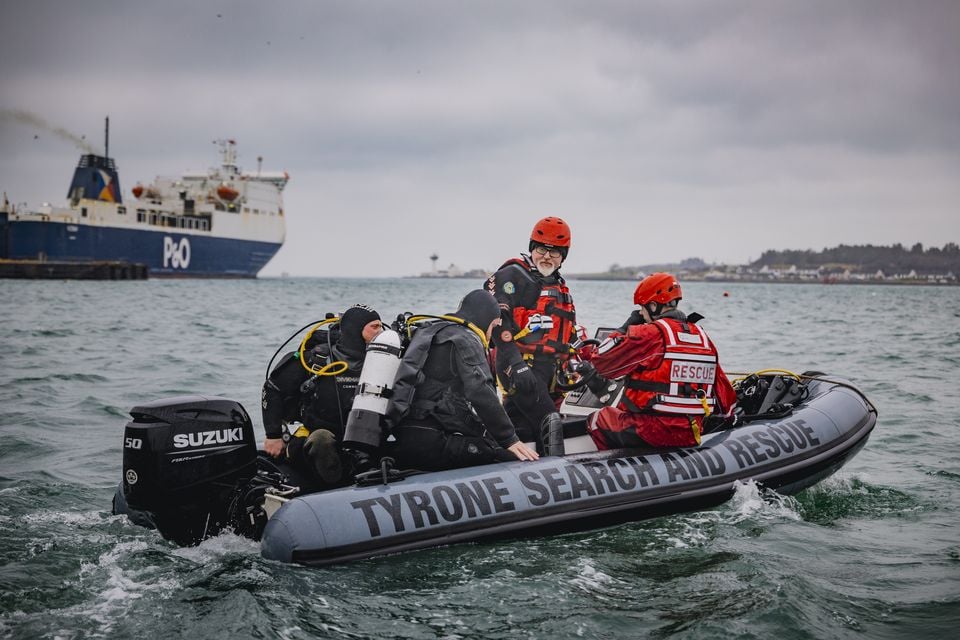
[261,339,361,439]
[621,318,719,416]
[300,344,364,436]
[387,321,481,432]
[502,256,577,358]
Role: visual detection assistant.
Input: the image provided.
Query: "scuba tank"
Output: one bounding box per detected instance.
[342,329,403,453]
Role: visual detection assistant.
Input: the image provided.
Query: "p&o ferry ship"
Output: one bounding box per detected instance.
[1,123,287,277]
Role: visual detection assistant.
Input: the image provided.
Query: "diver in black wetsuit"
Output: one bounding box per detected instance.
[385,290,539,471]
[261,304,383,487]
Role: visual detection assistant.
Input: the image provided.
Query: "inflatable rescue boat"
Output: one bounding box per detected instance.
[113,367,877,566]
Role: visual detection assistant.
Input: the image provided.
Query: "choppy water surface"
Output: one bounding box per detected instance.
[1,278,958,638]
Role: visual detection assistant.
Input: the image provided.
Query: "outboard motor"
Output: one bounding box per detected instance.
[115,395,257,545]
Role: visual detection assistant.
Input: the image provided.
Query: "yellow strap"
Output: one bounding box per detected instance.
[698,392,712,418]
[307,360,349,376]
[406,314,489,350]
[512,326,532,341]
[690,416,702,445]
[730,368,802,385]
[292,425,310,438]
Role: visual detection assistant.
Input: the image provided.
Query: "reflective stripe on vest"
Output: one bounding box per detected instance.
[621,318,719,417]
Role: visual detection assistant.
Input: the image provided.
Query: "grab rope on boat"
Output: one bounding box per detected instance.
[354,456,425,486]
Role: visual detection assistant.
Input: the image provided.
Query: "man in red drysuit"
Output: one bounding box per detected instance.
[577,272,737,449]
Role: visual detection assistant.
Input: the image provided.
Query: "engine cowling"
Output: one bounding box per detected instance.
[117,395,257,545]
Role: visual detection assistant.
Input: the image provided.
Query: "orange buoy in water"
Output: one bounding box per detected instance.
[723,291,730,297]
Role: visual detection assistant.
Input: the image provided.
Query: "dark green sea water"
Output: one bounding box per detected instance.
[1,278,958,639]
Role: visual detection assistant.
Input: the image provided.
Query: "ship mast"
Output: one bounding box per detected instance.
[104,116,110,158]
[215,139,238,176]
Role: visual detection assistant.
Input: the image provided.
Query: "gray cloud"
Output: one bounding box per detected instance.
[1,0,957,276]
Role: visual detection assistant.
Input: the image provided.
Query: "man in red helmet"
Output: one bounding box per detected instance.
[485,217,578,447]
[577,273,737,449]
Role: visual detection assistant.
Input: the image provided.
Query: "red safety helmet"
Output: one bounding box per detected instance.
[633,272,682,306]
[529,216,571,249]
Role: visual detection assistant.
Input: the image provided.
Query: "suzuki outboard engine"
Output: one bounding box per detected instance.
[115,395,257,545]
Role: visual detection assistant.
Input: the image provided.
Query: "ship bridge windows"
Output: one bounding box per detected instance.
[117,206,126,215]
[81,207,88,218]
[137,209,146,223]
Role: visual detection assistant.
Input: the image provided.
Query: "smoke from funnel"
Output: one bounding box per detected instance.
[1,108,98,154]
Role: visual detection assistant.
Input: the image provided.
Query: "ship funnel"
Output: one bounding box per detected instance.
[67,116,122,205]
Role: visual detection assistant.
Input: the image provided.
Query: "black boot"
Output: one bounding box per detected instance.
[342,445,377,477]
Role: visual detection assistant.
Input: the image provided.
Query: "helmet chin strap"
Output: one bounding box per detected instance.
[647,300,681,320]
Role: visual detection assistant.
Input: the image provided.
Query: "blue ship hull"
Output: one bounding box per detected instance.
[3,218,281,278]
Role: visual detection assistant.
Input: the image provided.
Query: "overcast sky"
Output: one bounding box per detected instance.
[2,0,957,277]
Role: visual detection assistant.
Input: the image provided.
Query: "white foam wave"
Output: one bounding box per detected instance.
[664,514,714,547]
[24,540,184,639]
[569,558,615,594]
[23,508,108,527]
[171,530,260,563]
[809,472,860,494]
[727,479,802,523]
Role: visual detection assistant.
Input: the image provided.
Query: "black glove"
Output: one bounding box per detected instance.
[575,361,610,396]
[618,309,645,332]
[342,445,377,475]
[302,429,344,484]
[509,364,540,394]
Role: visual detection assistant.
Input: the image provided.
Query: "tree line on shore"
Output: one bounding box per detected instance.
[592,243,959,280]
[751,242,959,275]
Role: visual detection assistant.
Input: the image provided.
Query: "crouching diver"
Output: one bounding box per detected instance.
[383,290,539,471]
[261,304,383,488]
[574,273,737,450]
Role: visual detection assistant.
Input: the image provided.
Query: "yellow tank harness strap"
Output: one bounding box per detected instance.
[298,318,350,376]
[405,314,489,350]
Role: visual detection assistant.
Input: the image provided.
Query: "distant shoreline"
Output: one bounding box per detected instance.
[566,275,958,286]
[400,274,957,286]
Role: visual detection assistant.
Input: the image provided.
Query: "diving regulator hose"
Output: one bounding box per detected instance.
[263,317,349,381]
